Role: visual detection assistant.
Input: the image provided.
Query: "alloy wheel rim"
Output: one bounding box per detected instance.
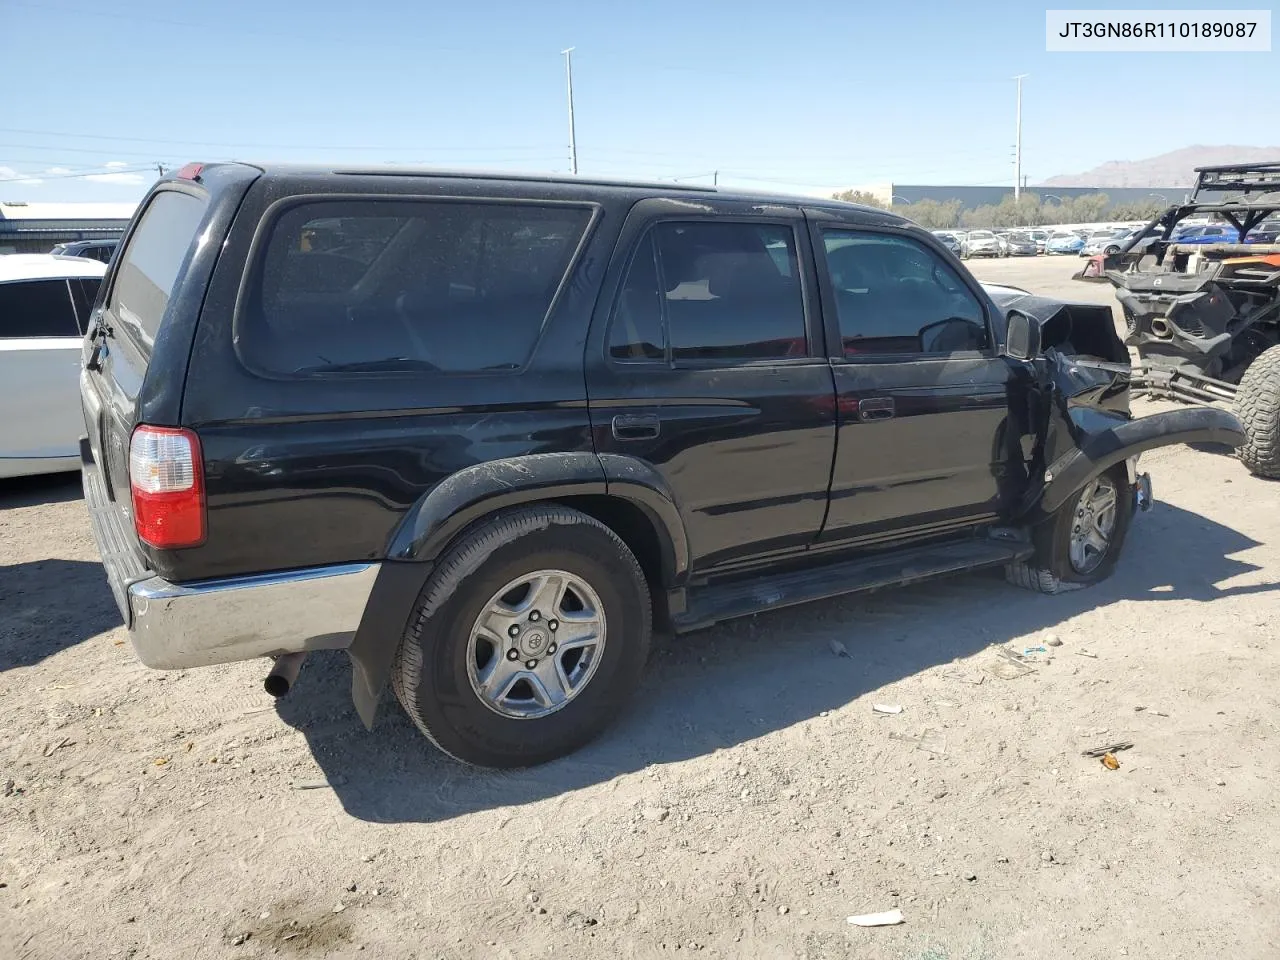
[466,570,607,720]
[1068,476,1119,574]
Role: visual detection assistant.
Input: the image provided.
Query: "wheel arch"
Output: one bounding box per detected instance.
[347,453,689,729]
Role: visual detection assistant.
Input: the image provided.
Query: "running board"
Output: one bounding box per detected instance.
[672,538,1034,633]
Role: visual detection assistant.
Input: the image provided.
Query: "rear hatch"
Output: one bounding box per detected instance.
[80,164,260,610]
[82,187,211,509]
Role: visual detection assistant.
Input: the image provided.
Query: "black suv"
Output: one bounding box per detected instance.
[79,163,1243,767]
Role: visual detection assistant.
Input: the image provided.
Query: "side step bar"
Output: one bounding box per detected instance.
[671,538,1034,633]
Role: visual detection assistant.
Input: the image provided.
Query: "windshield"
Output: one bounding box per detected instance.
[969,231,994,239]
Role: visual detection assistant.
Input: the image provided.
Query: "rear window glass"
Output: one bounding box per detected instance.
[242,200,593,375]
[108,190,207,349]
[0,279,79,337]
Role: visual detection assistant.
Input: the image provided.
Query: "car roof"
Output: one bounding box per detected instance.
[0,253,108,282]
[193,162,909,224]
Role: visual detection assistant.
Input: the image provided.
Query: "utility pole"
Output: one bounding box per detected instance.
[156,162,166,177]
[562,47,578,176]
[1012,74,1027,201]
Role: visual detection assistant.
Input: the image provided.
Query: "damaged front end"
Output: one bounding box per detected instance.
[990,290,1245,523]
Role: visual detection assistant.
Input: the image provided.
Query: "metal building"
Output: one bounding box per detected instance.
[0,201,136,254]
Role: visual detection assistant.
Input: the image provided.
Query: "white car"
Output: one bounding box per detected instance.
[0,254,106,478]
[961,230,1003,259]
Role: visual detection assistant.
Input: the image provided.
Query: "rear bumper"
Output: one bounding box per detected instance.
[81,436,379,669]
[127,563,379,669]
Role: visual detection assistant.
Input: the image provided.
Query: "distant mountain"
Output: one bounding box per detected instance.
[1040,145,1280,188]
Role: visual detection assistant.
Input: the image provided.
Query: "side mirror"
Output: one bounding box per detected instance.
[1004,309,1041,361]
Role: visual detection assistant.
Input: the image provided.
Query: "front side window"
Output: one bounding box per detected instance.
[244,200,592,375]
[0,279,80,337]
[607,220,807,365]
[822,230,988,356]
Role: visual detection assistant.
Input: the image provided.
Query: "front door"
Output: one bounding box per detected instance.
[809,222,1020,545]
[586,202,837,574]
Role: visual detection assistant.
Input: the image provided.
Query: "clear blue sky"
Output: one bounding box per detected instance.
[1,0,1276,201]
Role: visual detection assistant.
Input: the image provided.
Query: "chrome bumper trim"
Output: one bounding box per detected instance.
[127,563,379,669]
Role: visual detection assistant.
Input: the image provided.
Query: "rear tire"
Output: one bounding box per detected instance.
[1234,344,1280,479]
[391,505,652,768]
[1006,467,1134,594]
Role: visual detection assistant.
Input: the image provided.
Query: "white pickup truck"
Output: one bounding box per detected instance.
[0,253,106,478]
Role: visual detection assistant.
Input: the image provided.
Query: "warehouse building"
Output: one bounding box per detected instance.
[847,183,1188,209]
[0,201,136,255]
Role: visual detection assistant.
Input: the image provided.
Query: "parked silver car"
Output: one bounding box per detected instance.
[961,230,1002,259]
[1003,231,1039,256]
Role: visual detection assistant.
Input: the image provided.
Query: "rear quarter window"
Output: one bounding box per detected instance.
[238,199,593,375]
[107,190,208,350]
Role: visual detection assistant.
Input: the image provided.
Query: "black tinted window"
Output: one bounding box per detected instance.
[0,279,79,337]
[608,234,664,361]
[109,190,207,348]
[822,231,988,356]
[654,222,806,363]
[70,278,101,332]
[246,200,592,374]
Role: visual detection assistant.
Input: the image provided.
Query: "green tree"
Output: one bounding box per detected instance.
[1109,199,1168,222]
[893,198,963,229]
[832,189,888,209]
[1062,192,1110,223]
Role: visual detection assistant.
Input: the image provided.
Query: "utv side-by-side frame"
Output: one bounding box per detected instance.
[1077,162,1280,477]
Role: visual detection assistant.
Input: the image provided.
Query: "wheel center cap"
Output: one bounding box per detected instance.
[520,629,547,656]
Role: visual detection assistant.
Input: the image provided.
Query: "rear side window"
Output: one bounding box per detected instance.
[607,221,808,364]
[243,200,593,375]
[0,280,80,337]
[108,190,208,349]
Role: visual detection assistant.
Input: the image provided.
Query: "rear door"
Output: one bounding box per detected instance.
[585,199,836,574]
[84,187,210,506]
[809,220,1019,546]
[0,277,86,468]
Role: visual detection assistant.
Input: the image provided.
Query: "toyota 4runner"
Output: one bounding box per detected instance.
[79,163,1244,767]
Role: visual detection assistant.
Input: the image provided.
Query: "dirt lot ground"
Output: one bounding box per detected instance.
[3,256,1278,960]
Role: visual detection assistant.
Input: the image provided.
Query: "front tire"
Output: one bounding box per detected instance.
[391,505,652,767]
[1234,344,1280,478]
[1006,468,1134,594]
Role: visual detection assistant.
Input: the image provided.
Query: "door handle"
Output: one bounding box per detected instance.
[611,413,661,441]
[857,397,895,421]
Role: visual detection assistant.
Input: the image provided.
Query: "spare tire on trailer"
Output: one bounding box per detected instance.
[1234,343,1280,478]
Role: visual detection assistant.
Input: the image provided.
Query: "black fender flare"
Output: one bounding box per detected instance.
[1036,406,1244,517]
[346,452,690,728]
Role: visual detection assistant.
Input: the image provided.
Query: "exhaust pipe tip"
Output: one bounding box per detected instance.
[1149,318,1172,339]
[264,652,307,698]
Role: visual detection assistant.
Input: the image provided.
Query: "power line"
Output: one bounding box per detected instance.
[0,165,157,184]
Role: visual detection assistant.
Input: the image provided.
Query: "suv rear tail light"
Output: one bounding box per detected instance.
[129,426,206,549]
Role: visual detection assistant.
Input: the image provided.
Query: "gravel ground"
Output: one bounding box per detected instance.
[2,257,1278,960]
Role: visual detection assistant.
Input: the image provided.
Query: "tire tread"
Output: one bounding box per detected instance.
[1234,344,1280,479]
[391,505,650,766]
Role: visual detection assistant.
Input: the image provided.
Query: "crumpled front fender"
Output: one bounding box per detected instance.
[1039,406,1244,515]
